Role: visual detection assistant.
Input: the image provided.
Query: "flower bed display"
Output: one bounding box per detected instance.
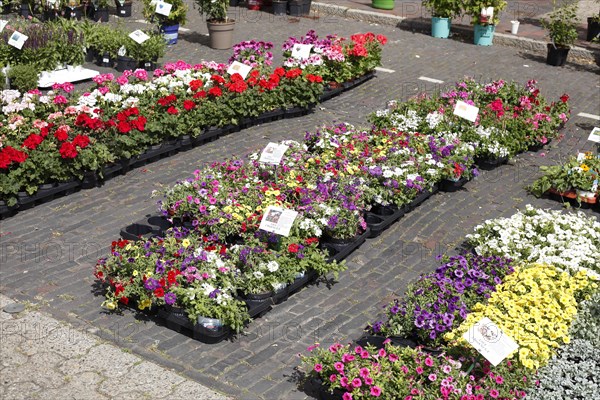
[368,79,570,160]
[298,206,599,399]
[529,152,600,208]
[0,31,387,215]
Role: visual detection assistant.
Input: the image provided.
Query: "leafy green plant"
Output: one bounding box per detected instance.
[7,64,40,92]
[194,0,230,22]
[541,0,580,47]
[126,30,166,62]
[142,0,187,26]
[0,69,5,90]
[463,0,507,25]
[88,24,127,59]
[422,0,463,19]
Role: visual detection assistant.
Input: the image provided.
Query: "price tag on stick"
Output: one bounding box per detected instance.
[0,20,8,33]
[588,127,600,143]
[453,100,479,123]
[463,317,519,367]
[227,61,252,79]
[8,31,28,50]
[259,142,289,165]
[259,206,298,237]
[291,43,313,60]
[155,1,172,16]
[129,30,150,44]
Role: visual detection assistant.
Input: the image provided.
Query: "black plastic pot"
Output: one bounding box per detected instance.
[288,0,302,16]
[85,47,97,63]
[116,55,138,72]
[439,176,468,192]
[587,17,600,42]
[272,0,287,15]
[302,0,311,15]
[64,5,83,20]
[43,9,59,21]
[97,53,114,68]
[139,60,158,71]
[229,0,239,5]
[546,43,570,67]
[19,3,31,18]
[116,1,132,17]
[93,7,109,22]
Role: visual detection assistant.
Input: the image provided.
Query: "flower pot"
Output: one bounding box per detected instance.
[272,0,287,16]
[139,60,158,71]
[206,20,236,50]
[576,189,597,201]
[302,0,311,15]
[247,0,261,10]
[64,5,83,20]
[43,9,59,21]
[431,17,451,38]
[440,176,468,192]
[288,0,302,16]
[116,55,138,72]
[19,3,31,18]
[2,3,12,14]
[371,0,394,10]
[546,44,570,67]
[93,7,109,22]
[587,17,600,41]
[85,47,97,63]
[160,23,179,45]
[474,24,495,46]
[116,1,132,17]
[97,53,114,68]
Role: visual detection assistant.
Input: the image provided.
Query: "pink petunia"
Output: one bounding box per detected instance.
[359,368,369,378]
[424,357,434,367]
[314,364,322,372]
[489,389,499,398]
[370,386,382,397]
[342,393,353,400]
[351,378,362,388]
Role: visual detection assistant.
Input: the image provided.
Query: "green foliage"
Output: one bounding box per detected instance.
[87,23,128,58]
[142,0,187,26]
[422,0,463,19]
[0,69,5,90]
[542,0,580,47]
[463,0,507,25]
[126,30,166,61]
[7,63,40,92]
[194,0,229,22]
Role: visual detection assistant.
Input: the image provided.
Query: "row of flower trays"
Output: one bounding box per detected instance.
[0,30,388,216]
[300,205,600,399]
[96,75,569,343]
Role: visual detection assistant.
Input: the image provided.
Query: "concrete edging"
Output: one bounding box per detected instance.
[311,2,599,65]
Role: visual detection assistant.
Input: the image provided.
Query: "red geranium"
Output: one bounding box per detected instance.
[208,87,222,97]
[0,146,28,169]
[211,74,226,84]
[117,121,131,134]
[54,125,70,141]
[288,243,300,253]
[183,100,196,111]
[194,90,207,99]
[305,237,319,245]
[560,94,569,103]
[157,94,177,106]
[307,74,323,83]
[167,106,179,115]
[285,69,302,79]
[154,288,165,298]
[22,134,44,150]
[189,79,204,92]
[59,142,78,159]
[73,134,90,149]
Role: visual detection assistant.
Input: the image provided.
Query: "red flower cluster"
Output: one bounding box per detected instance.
[113,107,147,134]
[59,142,78,159]
[75,113,105,131]
[307,74,323,83]
[285,69,303,79]
[189,79,204,92]
[225,73,248,93]
[0,146,28,169]
[22,134,44,150]
[158,94,177,106]
[54,125,71,141]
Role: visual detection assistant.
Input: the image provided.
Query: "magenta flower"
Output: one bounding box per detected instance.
[428,373,437,381]
[334,362,344,372]
[329,374,337,382]
[314,363,322,372]
[359,367,370,378]
[388,354,398,362]
[342,353,355,363]
[352,378,362,388]
[342,393,353,400]
[378,348,386,357]
[360,350,369,359]
[340,377,349,387]
[495,375,504,384]
[416,366,424,374]
[489,389,499,398]
[424,357,434,367]
[370,386,382,397]
[364,377,374,385]
[53,95,68,104]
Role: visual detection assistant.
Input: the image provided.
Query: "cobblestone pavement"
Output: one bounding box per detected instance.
[1,2,600,400]
[0,294,230,400]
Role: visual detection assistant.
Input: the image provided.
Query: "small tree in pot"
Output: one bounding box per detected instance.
[464,0,507,45]
[422,0,463,38]
[195,0,235,49]
[142,0,187,45]
[541,0,579,66]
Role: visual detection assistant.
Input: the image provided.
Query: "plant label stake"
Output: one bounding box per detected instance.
[463,317,518,367]
[129,30,150,44]
[453,100,479,123]
[0,20,8,33]
[291,43,313,60]
[8,31,28,50]
[259,206,298,237]
[227,61,252,80]
[587,127,600,143]
[155,1,172,17]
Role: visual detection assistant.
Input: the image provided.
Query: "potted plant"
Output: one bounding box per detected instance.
[272,0,286,16]
[7,63,40,91]
[587,1,600,41]
[127,30,166,70]
[464,0,507,45]
[91,0,109,22]
[194,0,235,50]
[62,0,84,20]
[40,0,61,21]
[115,0,131,17]
[422,0,462,38]
[541,0,579,66]
[19,0,35,17]
[142,0,187,45]
[91,24,126,67]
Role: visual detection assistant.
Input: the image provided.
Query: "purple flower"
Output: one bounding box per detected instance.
[164,292,176,305]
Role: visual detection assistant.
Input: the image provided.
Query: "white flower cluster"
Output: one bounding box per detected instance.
[467,205,600,277]
[389,109,421,131]
[425,111,443,129]
[299,217,323,237]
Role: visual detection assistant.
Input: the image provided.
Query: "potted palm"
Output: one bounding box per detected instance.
[542,0,579,66]
[464,0,507,45]
[142,0,187,45]
[194,0,235,50]
[422,0,462,39]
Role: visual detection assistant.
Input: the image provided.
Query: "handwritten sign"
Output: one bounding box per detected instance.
[259,142,289,165]
[259,206,298,237]
[463,317,518,367]
[227,61,251,80]
[453,100,479,123]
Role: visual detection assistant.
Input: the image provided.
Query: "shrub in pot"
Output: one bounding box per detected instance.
[127,30,166,70]
[541,0,579,66]
[464,0,507,45]
[422,0,462,38]
[7,64,40,92]
[142,0,187,44]
[92,0,110,22]
[194,0,236,50]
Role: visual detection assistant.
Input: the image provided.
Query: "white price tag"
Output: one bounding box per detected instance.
[453,100,479,123]
[481,6,494,19]
[120,9,126,15]
[129,30,150,44]
[463,317,519,367]
[227,61,252,80]
[259,206,298,237]
[102,58,109,63]
[577,152,586,161]
[588,127,600,143]
[259,142,289,165]
[155,1,172,17]
[592,179,598,192]
[0,20,8,33]
[8,31,28,50]
[291,43,313,60]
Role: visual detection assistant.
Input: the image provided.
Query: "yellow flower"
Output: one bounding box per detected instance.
[105,301,117,310]
[133,270,139,277]
[580,164,590,172]
[182,238,191,248]
[138,298,152,310]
